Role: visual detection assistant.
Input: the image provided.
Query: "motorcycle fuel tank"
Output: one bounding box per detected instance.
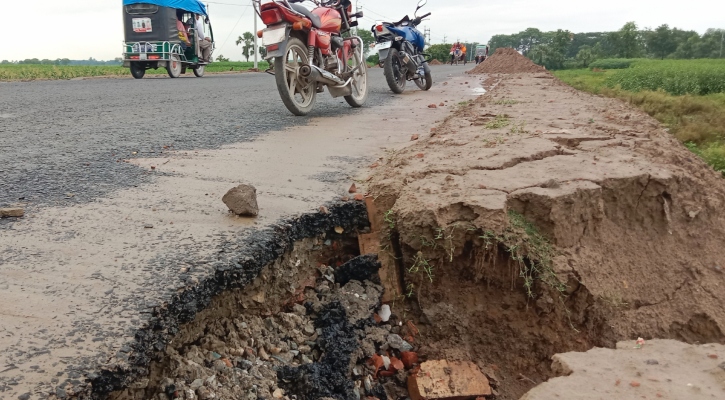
[387,25,426,51]
[312,7,342,33]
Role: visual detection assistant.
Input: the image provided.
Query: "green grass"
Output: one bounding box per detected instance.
[554,63,725,176]
[589,58,639,70]
[481,211,566,298]
[605,59,725,96]
[0,61,268,81]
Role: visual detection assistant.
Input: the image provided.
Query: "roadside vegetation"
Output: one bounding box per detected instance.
[0,61,269,81]
[553,61,725,175]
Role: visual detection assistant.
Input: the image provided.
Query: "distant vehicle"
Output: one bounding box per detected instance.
[122,0,215,79]
[372,0,432,93]
[475,45,489,60]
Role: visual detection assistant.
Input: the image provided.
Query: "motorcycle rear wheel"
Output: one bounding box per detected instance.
[384,48,406,94]
[344,42,368,108]
[275,37,316,116]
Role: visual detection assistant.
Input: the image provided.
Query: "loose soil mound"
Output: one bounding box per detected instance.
[429,59,442,65]
[369,73,725,398]
[468,47,547,74]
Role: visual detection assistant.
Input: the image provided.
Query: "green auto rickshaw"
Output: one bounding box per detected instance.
[122,0,215,78]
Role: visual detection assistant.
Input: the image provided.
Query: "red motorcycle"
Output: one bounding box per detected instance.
[253,0,368,116]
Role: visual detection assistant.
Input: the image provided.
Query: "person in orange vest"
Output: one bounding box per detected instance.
[461,44,467,65]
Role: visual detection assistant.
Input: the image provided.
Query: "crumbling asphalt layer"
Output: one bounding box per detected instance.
[0,72,393,219]
[90,201,370,398]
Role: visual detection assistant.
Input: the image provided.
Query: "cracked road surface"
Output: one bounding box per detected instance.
[0,66,475,398]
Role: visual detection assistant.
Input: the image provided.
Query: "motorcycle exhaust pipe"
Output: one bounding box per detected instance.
[299,64,346,86]
[399,51,418,73]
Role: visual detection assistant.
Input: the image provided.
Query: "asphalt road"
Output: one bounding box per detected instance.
[0,65,471,399]
[0,70,395,214]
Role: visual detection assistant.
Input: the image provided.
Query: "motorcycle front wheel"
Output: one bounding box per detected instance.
[275,37,316,116]
[344,42,368,108]
[384,48,406,94]
[414,66,433,91]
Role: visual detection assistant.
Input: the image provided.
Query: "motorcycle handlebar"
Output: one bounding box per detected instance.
[412,12,431,26]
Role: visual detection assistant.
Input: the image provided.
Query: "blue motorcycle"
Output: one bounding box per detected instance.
[372,0,432,93]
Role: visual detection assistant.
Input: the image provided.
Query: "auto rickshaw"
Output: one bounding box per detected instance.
[122,0,215,78]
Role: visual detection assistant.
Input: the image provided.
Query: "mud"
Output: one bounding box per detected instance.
[367,70,725,398]
[468,48,547,74]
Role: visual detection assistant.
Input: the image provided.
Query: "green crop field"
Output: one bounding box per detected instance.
[0,61,269,81]
[553,59,725,176]
[605,59,725,96]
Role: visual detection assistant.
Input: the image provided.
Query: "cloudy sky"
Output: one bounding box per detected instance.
[5,0,724,61]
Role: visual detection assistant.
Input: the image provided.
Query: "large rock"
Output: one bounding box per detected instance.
[222,184,259,216]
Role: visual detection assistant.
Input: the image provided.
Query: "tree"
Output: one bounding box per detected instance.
[259,46,267,59]
[576,45,595,67]
[426,43,452,62]
[357,29,375,56]
[646,24,677,59]
[609,22,643,58]
[216,54,230,62]
[236,32,255,62]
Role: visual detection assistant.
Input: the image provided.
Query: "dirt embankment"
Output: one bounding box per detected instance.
[368,56,725,398]
[468,48,547,74]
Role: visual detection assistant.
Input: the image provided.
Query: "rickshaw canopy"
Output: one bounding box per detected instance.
[122,0,208,16]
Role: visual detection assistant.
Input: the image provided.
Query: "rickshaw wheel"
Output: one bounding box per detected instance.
[167,55,182,78]
[130,63,145,79]
[193,65,205,78]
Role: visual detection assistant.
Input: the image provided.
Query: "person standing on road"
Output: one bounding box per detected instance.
[194,14,213,63]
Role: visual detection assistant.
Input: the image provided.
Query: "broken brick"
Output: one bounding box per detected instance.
[408,360,491,400]
[428,104,437,109]
[349,183,358,193]
[400,352,419,369]
[411,134,419,141]
[630,381,640,387]
[390,357,404,372]
[354,194,364,201]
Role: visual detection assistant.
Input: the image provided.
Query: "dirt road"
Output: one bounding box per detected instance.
[0,65,475,399]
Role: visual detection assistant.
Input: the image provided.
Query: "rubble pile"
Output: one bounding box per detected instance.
[468,47,547,74]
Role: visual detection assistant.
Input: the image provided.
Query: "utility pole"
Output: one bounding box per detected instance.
[443,34,447,44]
[424,27,431,46]
[720,29,724,58]
[253,1,258,70]
[355,2,362,34]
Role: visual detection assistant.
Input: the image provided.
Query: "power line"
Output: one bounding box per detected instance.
[219,6,250,51]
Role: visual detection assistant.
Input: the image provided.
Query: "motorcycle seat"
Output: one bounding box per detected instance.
[290,4,322,29]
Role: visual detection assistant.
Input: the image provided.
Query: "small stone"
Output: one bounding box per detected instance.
[541,179,560,189]
[379,305,391,322]
[708,354,718,359]
[196,386,215,399]
[222,184,259,216]
[415,153,424,158]
[387,334,413,351]
[190,379,204,390]
[272,389,285,399]
[258,347,269,360]
[630,381,641,387]
[299,345,311,354]
[349,183,358,193]
[0,208,24,218]
[411,134,419,141]
[144,223,154,229]
[428,104,437,109]
[645,359,659,365]
[18,394,31,400]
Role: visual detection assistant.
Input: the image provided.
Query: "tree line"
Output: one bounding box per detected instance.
[1,58,123,66]
[488,23,724,69]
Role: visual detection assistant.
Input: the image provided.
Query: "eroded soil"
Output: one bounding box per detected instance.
[368,70,725,398]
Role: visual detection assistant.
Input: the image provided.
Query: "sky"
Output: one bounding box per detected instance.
[4,0,724,61]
